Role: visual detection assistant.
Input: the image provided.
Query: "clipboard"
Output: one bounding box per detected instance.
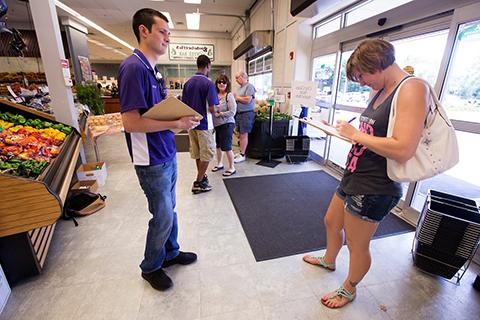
[297,117,355,144]
[142,97,203,133]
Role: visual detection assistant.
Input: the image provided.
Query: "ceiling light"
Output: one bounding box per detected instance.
[184,0,201,4]
[56,1,135,51]
[186,13,200,30]
[161,12,174,29]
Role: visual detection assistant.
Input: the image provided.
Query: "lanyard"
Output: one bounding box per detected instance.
[132,52,162,81]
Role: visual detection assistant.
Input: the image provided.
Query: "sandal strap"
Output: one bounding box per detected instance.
[329,286,355,302]
[318,256,335,268]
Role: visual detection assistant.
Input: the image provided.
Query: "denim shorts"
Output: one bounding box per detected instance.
[235,111,255,134]
[215,122,235,151]
[336,186,400,223]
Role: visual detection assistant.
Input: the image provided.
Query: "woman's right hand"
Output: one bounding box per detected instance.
[176,116,200,130]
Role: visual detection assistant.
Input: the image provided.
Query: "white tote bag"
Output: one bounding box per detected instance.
[386,77,459,182]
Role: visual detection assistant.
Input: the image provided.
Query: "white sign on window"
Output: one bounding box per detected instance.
[290,81,316,107]
[168,43,214,61]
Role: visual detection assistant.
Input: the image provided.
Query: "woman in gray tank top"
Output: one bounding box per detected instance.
[302,39,430,309]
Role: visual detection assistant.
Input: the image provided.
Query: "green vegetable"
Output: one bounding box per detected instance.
[61,126,73,135]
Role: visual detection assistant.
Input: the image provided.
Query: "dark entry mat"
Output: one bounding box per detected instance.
[224,170,414,261]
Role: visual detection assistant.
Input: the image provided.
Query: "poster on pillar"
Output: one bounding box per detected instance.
[78,56,93,82]
[61,59,73,87]
[291,81,316,108]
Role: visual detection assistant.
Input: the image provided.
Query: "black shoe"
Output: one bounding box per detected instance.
[141,269,173,291]
[202,174,209,184]
[192,180,212,194]
[163,251,198,268]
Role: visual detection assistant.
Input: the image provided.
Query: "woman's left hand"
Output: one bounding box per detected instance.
[334,120,357,140]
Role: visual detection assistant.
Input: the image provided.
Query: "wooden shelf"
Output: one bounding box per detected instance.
[0,98,55,121]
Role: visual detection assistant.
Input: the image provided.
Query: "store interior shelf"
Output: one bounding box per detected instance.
[0,101,84,285]
[0,98,55,121]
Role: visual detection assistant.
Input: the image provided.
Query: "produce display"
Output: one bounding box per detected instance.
[0,72,53,114]
[254,99,292,121]
[0,111,73,179]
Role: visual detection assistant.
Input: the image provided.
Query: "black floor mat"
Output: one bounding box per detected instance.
[224,170,414,261]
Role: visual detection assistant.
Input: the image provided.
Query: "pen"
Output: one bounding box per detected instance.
[347,117,357,123]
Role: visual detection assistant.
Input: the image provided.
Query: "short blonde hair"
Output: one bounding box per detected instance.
[346,39,395,82]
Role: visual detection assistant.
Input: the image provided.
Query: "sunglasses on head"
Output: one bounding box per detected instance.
[217,80,227,84]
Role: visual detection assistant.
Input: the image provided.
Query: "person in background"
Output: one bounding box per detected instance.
[233,71,256,163]
[118,8,199,291]
[182,54,219,194]
[211,74,237,176]
[302,39,429,308]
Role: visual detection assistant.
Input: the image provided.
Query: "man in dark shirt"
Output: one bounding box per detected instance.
[118,8,199,291]
[182,55,219,194]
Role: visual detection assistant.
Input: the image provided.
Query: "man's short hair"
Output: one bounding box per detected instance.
[132,8,168,43]
[197,54,211,69]
[236,71,248,80]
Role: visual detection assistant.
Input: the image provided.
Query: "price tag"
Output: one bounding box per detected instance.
[7,85,17,98]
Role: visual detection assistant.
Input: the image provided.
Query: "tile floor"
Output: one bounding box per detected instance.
[1,133,479,320]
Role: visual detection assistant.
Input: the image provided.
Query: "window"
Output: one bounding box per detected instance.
[345,0,413,27]
[336,50,371,108]
[314,16,341,39]
[441,20,480,123]
[247,52,273,100]
[392,30,449,87]
[249,73,272,100]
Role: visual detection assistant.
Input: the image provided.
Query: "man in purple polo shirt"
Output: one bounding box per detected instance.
[182,55,219,194]
[118,8,200,291]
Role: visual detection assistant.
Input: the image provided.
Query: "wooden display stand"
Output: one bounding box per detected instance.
[0,100,83,285]
[102,97,120,114]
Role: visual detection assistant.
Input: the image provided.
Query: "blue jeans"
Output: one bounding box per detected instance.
[135,158,180,273]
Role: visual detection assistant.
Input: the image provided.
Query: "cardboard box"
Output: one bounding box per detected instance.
[71,180,98,193]
[0,264,11,314]
[76,162,107,187]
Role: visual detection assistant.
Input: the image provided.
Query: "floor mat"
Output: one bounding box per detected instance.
[224,170,414,261]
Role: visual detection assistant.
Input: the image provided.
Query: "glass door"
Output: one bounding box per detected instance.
[310,54,337,158]
[410,19,480,211]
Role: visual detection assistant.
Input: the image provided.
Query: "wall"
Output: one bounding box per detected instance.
[91,63,119,79]
[0,57,44,73]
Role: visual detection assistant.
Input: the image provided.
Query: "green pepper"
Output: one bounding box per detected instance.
[43,121,53,128]
[61,126,73,135]
[52,123,63,130]
[17,115,26,124]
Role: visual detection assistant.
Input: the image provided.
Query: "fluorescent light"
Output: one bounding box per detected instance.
[161,12,174,29]
[186,13,200,30]
[184,0,201,3]
[56,1,135,51]
[87,39,128,57]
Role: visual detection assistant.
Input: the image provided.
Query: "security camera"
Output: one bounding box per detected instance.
[378,18,387,26]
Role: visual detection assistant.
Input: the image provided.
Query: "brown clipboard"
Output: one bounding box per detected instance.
[142,97,203,133]
[297,117,355,144]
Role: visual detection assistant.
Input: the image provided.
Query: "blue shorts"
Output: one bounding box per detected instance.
[215,123,235,151]
[235,111,255,134]
[336,186,400,223]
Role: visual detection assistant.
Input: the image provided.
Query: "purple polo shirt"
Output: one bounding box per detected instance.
[118,49,175,166]
[181,73,218,130]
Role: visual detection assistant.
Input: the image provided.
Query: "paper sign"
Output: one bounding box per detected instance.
[274,94,285,103]
[6,86,17,98]
[291,81,316,107]
[61,59,73,87]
